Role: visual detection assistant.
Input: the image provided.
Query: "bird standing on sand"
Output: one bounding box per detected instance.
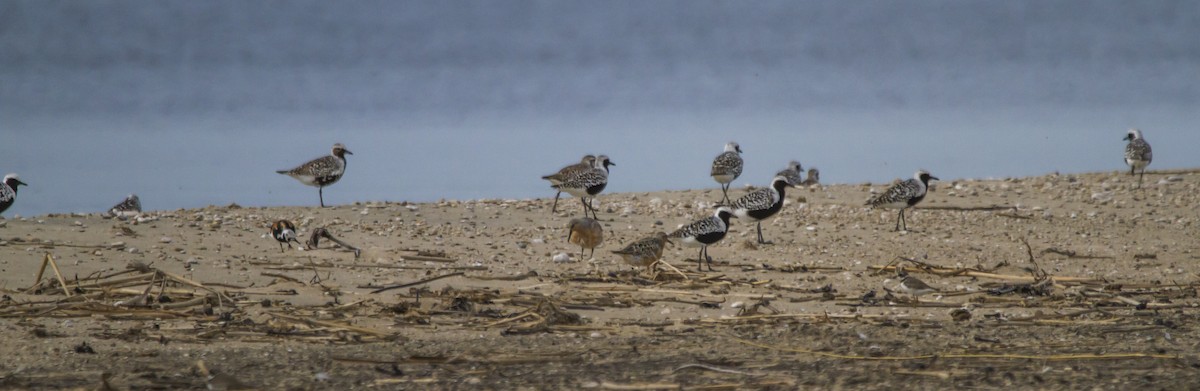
[0,174,27,215]
[730,176,792,244]
[670,206,737,271]
[567,217,604,260]
[277,143,352,207]
[542,155,596,213]
[107,194,142,219]
[803,168,820,186]
[776,161,804,187]
[710,142,743,205]
[612,232,672,274]
[866,170,938,232]
[1124,129,1152,189]
[270,220,303,252]
[552,155,614,219]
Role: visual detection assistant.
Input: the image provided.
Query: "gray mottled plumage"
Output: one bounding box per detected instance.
[612,232,672,271]
[710,142,743,204]
[776,161,804,187]
[866,170,938,231]
[731,176,790,244]
[544,155,597,213]
[552,155,614,219]
[108,194,142,218]
[1124,129,1152,188]
[0,173,26,215]
[277,143,352,207]
[670,207,737,271]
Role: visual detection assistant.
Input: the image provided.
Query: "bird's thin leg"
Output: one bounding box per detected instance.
[319,187,325,208]
[1138,170,1145,189]
[696,247,704,271]
[720,184,730,205]
[704,246,714,271]
[279,242,285,252]
[551,191,561,213]
[757,222,771,244]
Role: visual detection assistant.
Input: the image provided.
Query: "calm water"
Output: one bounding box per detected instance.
[2,1,1198,216]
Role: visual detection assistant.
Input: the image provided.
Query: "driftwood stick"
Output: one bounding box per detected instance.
[369,272,465,294]
[46,253,73,297]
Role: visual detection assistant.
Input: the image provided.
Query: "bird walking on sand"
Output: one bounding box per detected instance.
[277,143,352,207]
[670,206,737,271]
[270,220,303,252]
[866,170,938,232]
[0,174,27,215]
[567,217,604,260]
[776,161,804,187]
[893,267,938,305]
[543,154,596,213]
[1124,129,1152,189]
[612,232,673,274]
[107,194,142,219]
[552,155,614,219]
[710,142,743,205]
[730,176,792,244]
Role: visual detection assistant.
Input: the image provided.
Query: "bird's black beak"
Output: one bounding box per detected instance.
[930,176,939,181]
[15,180,27,187]
[344,149,354,155]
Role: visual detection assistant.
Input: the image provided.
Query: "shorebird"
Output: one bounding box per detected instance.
[552,155,614,219]
[566,217,604,260]
[710,142,743,205]
[270,220,303,252]
[802,167,820,186]
[107,194,142,219]
[542,154,596,213]
[0,174,27,215]
[730,176,791,244]
[1124,129,1153,189]
[670,206,737,271]
[277,143,352,207]
[775,161,804,187]
[611,232,672,274]
[866,170,938,232]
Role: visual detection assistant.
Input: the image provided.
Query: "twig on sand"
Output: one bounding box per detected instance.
[673,363,766,377]
[730,335,1178,362]
[369,272,465,294]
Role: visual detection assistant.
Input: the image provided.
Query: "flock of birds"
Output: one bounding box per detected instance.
[0,129,1157,277]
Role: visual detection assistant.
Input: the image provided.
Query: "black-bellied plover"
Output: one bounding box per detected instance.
[270,220,303,252]
[730,175,791,244]
[866,170,938,231]
[107,194,142,219]
[803,168,820,186]
[277,143,353,207]
[670,206,737,271]
[0,174,27,215]
[710,142,743,205]
[775,161,804,187]
[567,217,604,259]
[1124,129,1153,189]
[552,155,614,219]
[611,232,672,274]
[543,154,596,213]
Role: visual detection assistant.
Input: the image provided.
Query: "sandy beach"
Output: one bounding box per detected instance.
[2,169,1199,389]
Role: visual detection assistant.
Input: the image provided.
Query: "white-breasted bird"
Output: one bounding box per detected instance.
[1124,129,1152,189]
[277,143,353,207]
[710,142,744,205]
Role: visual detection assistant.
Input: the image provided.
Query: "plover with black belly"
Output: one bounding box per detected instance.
[566,217,604,260]
[552,155,614,219]
[107,194,142,219]
[866,170,938,232]
[277,143,352,207]
[542,154,596,213]
[611,232,672,274]
[270,220,303,252]
[730,175,791,244]
[775,161,804,187]
[1124,129,1153,189]
[0,174,27,216]
[710,142,743,205]
[670,206,737,271]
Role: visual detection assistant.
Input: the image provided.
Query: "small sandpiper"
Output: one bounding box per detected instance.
[270,220,303,252]
[1123,129,1152,189]
[107,194,142,219]
[0,173,27,216]
[566,217,604,260]
[611,232,672,274]
[866,170,938,231]
[277,143,352,207]
[669,206,737,271]
[710,142,743,205]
